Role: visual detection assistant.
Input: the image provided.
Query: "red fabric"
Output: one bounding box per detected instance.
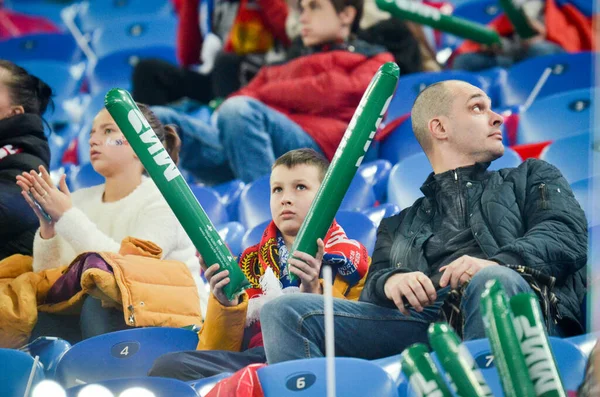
[0,9,60,40]
[454,0,594,57]
[375,113,411,142]
[239,219,369,298]
[510,140,552,160]
[256,0,290,46]
[544,1,594,52]
[222,0,274,55]
[232,50,394,159]
[173,0,289,67]
[206,363,266,397]
[174,0,203,67]
[61,138,78,165]
[0,144,22,160]
[502,111,519,146]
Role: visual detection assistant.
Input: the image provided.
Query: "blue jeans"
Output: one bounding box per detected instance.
[453,40,564,71]
[261,266,558,364]
[152,96,322,183]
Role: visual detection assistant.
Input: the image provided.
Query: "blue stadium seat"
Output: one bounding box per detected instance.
[479,67,508,106]
[20,337,71,379]
[87,15,177,93]
[516,88,593,145]
[387,152,431,210]
[341,173,377,211]
[567,332,599,357]
[241,210,377,254]
[500,52,594,108]
[379,117,422,166]
[190,185,229,225]
[189,372,232,396]
[82,92,109,126]
[452,0,501,24]
[76,0,173,33]
[241,220,269,251]
[90,15,176,60]
[237,175,270,229]
[66,377,198,397]
[0,348,45,396]
[213,179,246,222]
[257,357,398,397]
[55,327,198,388]
[387,148,522,209]
[335,210,378,255]
[540,132,599,184]
[571,176,600,226]
[68,162,104,191]
[358,159,392,202]
[441,0,502,52]
[385,70,491,123]
[217,222,246,258]
[361,203,401,226]
[238,173,376,229]
[0,33,81,63]
[372,353,407,395]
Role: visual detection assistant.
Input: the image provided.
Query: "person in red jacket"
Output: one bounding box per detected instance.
[132,0,291,106]
[152,0,394,184]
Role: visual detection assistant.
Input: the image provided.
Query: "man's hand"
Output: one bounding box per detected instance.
[204,263,240,307]
[384,271,436,315]
[439,255,498,289]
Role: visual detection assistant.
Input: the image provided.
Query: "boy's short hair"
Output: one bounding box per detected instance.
[331,0,364,34]
[298,0,364,34]
[272,148,330,181]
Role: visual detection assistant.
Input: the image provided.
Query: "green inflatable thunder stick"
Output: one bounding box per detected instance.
[288,62,399,282]
[105,89,250,301]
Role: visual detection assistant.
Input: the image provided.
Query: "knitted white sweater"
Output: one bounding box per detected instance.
[32,177,209,315]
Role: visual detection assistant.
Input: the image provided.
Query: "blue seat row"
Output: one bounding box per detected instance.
[4,327,595,396]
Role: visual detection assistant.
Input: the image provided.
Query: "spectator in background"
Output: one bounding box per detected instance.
[16,105,207,344]
[286,0,430,74]
[152,0,394,185]
[148,149,370,380]
[0,60,51,260]
[132,0,291,106]
[452,0,593,71]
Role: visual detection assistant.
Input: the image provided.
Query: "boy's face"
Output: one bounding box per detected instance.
[270,164,323,240]
[298,0,353,47]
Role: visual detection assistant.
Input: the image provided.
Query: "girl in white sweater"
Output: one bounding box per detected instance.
[16,104,208,343]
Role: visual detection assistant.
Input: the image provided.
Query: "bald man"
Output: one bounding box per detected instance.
[259,80,588,364]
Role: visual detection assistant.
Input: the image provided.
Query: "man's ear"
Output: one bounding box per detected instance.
[339,5,357,29]
[11,105,24,116]
[428,116,448,141]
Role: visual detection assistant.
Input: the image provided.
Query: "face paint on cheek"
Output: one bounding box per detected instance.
[105,136,129,147]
